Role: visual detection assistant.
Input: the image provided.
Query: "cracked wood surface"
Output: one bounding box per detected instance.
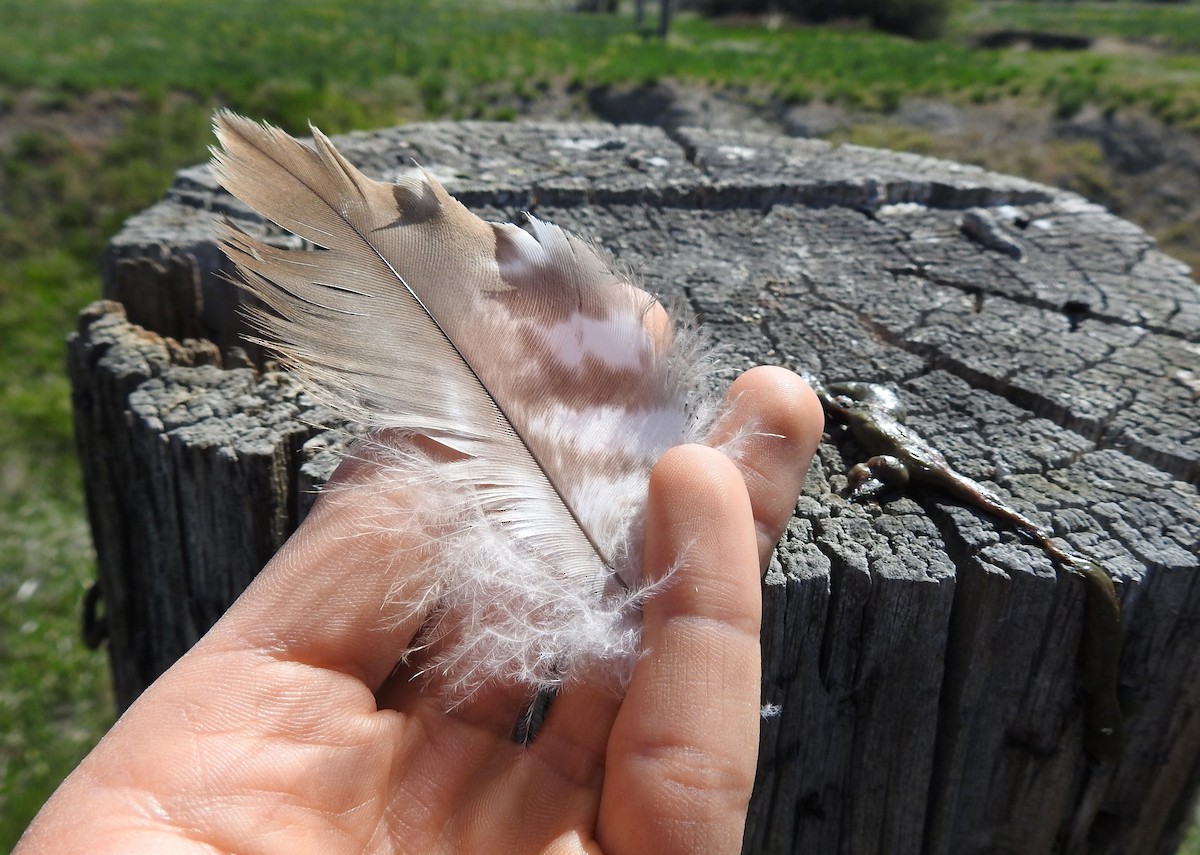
[73,121,1200,855]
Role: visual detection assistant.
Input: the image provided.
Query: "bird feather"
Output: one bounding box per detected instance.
[209,112,717,699]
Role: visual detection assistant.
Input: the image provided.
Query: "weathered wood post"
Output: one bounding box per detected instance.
[70,121,1200,854]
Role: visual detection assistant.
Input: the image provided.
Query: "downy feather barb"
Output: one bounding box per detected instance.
[210,112,717,699]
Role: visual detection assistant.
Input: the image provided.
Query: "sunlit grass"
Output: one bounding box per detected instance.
[0,1,1198,133]
[955,0,1200,50]
[0,202,117,845]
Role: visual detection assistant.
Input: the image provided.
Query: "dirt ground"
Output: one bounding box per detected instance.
[578,80,1200,275]
[5,81,1198,276]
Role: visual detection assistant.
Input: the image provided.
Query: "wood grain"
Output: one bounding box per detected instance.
[71,121,1200,855]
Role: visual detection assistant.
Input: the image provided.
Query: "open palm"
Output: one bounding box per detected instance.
[18,367,821,855]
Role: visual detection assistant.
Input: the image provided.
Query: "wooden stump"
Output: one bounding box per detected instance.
[69,121,1200,855]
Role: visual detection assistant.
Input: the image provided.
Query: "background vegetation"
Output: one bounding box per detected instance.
[1,0,1198,848]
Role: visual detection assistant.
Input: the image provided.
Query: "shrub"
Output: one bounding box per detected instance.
[856,0,954,39]
[689,0,954,39]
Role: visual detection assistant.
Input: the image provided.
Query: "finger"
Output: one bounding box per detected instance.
[203,453,435,690]
[374,659,537,739]
[707,366,823,569]
[528,369,822,796]
[521,676,623,802]
[599,445,761,855]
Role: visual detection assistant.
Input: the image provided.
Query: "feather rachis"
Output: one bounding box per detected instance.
[331,439,665,698]
[211,112,719,699]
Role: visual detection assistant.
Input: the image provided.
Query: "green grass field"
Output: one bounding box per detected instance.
[1,0,1199,848]
[957,0,1200,48]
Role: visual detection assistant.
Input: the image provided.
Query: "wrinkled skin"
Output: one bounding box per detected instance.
[17,366,824,855]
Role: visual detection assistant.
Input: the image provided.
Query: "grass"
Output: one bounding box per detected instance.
[955,0,1200,50]
[1,2,1199,131]
[1,0,1199,849]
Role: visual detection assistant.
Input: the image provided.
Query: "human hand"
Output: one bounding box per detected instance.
[17,366,822,855]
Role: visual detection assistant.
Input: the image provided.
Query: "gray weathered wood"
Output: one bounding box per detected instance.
[70,121,1200,855]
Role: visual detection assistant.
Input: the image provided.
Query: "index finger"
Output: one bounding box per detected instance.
[598,445,761,855]
[208,458,437,689]
[707,366,824,569]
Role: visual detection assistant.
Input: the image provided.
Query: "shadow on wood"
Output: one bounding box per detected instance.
[69,121,1200,855]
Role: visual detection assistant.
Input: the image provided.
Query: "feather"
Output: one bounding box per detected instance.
[209,112,717,699]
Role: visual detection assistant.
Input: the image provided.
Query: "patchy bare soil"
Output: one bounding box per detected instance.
[581,81,1200,275]
[0,88,142,152]
[4,81,1197,276]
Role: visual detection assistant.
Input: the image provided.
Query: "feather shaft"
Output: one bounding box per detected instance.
[210,112,715,697]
